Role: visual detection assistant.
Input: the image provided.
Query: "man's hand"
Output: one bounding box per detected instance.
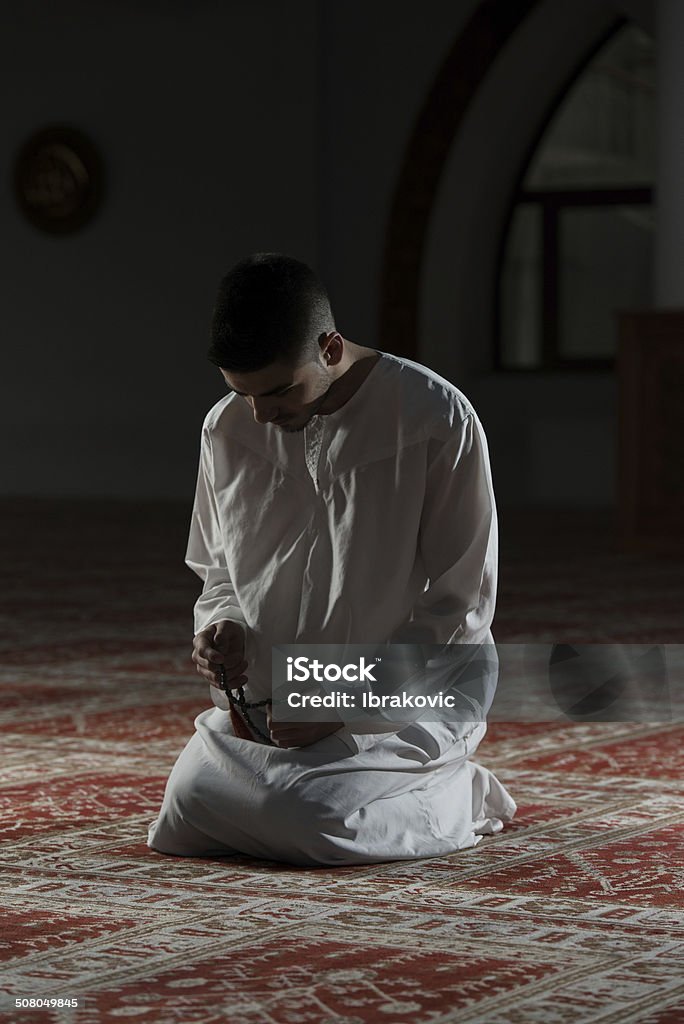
[266,706,343,748]
[192,620,248,691]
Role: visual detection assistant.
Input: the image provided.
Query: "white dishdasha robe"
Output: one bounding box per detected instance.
[147,351,516,865]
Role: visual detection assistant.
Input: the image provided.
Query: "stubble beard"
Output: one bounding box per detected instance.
[277,365,334,432]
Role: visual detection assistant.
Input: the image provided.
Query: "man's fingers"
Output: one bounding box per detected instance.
[214,622,245,652]
[269,723,306,739]
[196,650,245,671]
[193,640,244,664]
[195,659,248,685]
[195,623,244,654]
[192,622,246,687]
[269,721,341,748]
[270,730,307,748]
[195,643,244,664]
[192,622,247,689]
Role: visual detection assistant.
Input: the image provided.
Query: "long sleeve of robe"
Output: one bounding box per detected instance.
[185,428,256,664]
[147,351,516,865]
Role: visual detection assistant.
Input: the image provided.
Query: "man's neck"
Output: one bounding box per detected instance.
[316,340,381,416]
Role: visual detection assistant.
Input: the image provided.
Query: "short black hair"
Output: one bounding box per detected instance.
[208,252,336,373]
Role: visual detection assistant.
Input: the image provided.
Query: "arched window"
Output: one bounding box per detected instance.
[496,21,654,370]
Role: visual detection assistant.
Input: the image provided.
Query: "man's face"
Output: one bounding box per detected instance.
[220,356,334,432]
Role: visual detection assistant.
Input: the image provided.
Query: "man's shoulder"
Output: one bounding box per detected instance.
[379,352,474,435]
[200,392,243,438]
[199,393,277,466]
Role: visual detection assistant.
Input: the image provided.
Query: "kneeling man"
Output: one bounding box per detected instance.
[147,252,516,866]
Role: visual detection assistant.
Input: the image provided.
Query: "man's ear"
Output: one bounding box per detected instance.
[319,331,343,367]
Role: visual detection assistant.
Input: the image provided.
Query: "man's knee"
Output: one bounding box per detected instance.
[147,812,211,857]
[259,782,354,864]
[147,771,216,856]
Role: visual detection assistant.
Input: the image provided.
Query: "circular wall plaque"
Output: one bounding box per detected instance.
[13,124,104,234]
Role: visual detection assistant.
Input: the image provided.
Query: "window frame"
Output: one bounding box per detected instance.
[493,17,654,373]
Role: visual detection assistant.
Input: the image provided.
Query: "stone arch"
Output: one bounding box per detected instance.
[378,0,541,361]
[379,0,653,383]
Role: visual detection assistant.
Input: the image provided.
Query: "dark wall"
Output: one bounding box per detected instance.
[0,0,654,506]
[1,0,318,498]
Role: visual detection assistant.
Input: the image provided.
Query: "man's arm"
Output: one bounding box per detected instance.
[342,410,498,749]
[389,410,497,648]
[185,426,255,702]
[185,427,252,655]
[185,425,341,746]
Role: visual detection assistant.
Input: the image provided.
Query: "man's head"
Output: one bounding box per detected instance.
[208,252,341,431]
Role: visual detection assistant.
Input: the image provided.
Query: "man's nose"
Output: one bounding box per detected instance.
[250,399,277,424]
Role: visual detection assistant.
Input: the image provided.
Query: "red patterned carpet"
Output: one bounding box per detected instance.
[1,498,683,1023]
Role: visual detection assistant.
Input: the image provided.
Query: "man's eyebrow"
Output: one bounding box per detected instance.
[225,381,294,398]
